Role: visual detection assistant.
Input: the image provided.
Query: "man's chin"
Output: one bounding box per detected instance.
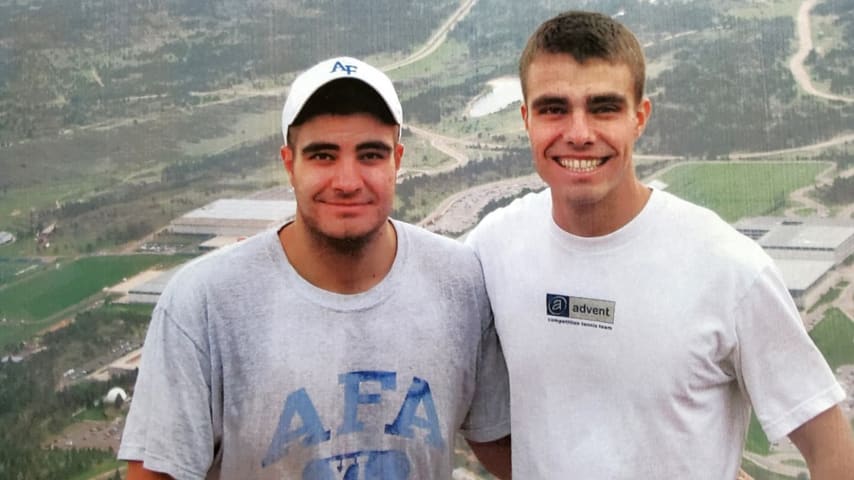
[308,225,381,256]
[321,234,373,255]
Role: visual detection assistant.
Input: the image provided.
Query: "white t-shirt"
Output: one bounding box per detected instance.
[466,188,843,479]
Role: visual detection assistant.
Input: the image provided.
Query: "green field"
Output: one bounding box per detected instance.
[658,161,828,221]
[809,307,854,371]
[0,257,42,286]
[0,254,183,350]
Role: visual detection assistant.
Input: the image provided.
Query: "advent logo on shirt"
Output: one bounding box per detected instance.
[546,293,616,329]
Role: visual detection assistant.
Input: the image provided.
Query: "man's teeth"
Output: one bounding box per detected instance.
[557,157,604,172]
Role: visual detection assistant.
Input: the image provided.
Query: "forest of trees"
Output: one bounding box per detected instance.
[817,176,854,205]
[0,305,147,479]
[0,0,459,141]
[809,0,854,95]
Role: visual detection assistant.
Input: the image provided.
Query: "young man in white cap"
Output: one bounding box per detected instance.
[466,10,854,480]
[119,56,510,479]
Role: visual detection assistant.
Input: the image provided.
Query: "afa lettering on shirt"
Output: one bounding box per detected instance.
[261,370,444,479]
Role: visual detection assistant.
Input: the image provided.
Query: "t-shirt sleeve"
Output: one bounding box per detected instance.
[459,258,511,443]
[734,265,845,441]
[118,298,216,480]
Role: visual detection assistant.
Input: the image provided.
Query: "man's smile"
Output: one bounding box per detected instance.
[551,155,612,173]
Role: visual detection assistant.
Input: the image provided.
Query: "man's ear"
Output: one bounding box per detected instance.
[521,103,530,133]
[281,145,296,181]
[635,98,652,138]
[394,143,404,171]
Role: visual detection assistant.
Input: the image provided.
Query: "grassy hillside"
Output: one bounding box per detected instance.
[0,0,459,142]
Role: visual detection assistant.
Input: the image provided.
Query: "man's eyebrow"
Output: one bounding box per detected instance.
[588,94,627,107]
[301,142,339,155]
[530,95,568,109]
[356,141,393,152]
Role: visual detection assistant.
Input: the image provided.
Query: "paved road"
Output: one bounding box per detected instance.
[730,132,854,160]
[404,124,475,176]
[383,0,478,72]
[789,0,854,103]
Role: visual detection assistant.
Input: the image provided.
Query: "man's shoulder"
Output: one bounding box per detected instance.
[392,220,482,273]
[395,220,469,252]
[655,190,753,240]
[653,189,771,267]
[484,188,549,224]
[466,188,550,248]
[161,230,277,296]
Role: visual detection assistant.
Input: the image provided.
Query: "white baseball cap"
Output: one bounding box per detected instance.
[281,56,403,145]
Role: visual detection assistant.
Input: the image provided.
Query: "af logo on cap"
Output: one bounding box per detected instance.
[331,61,358,75]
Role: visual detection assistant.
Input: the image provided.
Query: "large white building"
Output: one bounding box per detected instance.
[169,198,296,237]
[127,266,182,304]
[735,217,854,308]
[130,190,299,304]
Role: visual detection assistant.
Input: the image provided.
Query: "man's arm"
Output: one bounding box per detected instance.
[788,405,854,480]
[467,435,511,479]
[126,461,172,480]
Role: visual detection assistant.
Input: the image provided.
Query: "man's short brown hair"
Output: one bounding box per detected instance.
[519,11,646,104]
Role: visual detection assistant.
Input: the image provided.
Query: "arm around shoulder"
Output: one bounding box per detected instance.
[467,435,511,480]
[788,405,854,480]
[126,460,173,480]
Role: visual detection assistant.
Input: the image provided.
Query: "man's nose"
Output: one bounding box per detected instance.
[331,156,362,192]
[562,112,595,145]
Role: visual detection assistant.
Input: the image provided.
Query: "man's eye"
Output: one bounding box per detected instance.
[309,153,334,160]
[361,152,386,161]
[539,105,566,115]
[593,104,620,114]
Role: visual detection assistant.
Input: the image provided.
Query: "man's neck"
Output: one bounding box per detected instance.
[279,220,398,294]
[554,182,652,237]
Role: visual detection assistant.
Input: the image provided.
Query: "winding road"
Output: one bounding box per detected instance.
[383,0,478,71]
[789,0,854,103]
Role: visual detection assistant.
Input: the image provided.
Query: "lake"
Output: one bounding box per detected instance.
[467,76,522,118]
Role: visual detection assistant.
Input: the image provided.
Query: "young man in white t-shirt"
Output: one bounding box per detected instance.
[467,10,854,479]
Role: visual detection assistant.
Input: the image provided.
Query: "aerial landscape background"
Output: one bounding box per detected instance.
[0,0,852,478]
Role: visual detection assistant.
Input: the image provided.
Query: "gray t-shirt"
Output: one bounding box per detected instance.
[118,220,510,479]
